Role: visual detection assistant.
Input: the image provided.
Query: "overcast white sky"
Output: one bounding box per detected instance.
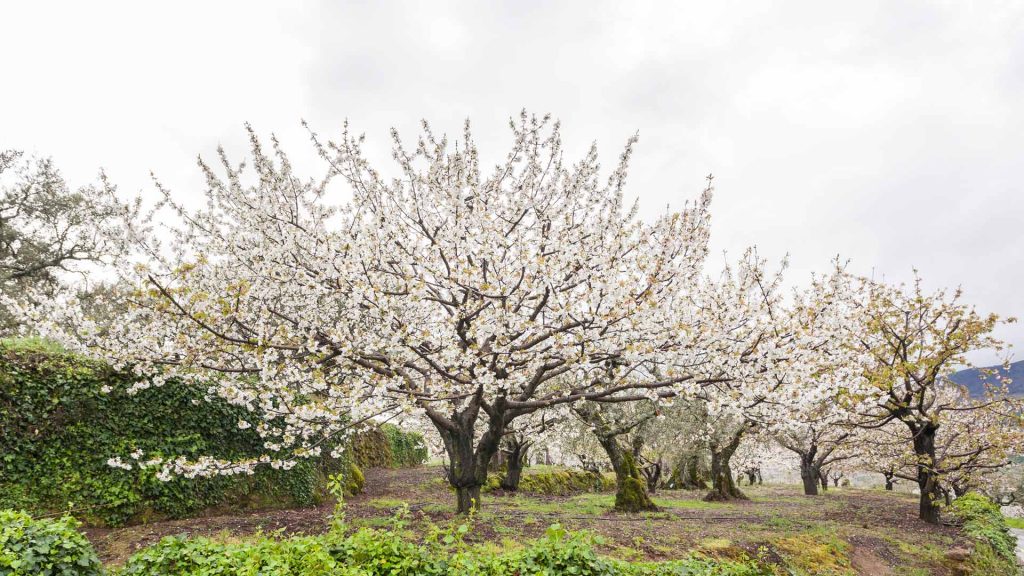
[2,1,1021,364]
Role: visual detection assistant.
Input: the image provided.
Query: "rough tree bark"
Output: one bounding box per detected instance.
[641,458,663,493]
[429,394,508,514]
[597,435,658,512]
[800,451,821,496]
[911,423,942,524]
[951,482,968,499]
[705,428,747,501]
[500,437,529,491]
[574,403,658,512]
[670,453,708,490]
[779,430,850,498]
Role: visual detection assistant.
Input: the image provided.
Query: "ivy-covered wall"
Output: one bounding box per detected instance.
[351,424,429,470]
[0,340,424,527]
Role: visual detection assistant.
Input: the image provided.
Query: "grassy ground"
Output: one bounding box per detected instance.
[86,466,970,575]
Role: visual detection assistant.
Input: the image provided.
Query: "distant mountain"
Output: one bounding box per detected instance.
[948,360,1024,397]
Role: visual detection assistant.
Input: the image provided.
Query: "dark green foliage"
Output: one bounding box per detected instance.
[118,522,771,575]
[351,424,427,470]
[948,492,1019,575]
[381,424,429,468]
[0,509,102,576]
[0,341,344,526]
[119,533,346,575]
[351,427,394,469]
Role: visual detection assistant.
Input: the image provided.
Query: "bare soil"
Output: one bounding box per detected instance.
[86,466,964,574]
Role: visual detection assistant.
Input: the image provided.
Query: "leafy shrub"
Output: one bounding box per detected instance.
[0,509,102,576]
[0,341,346,526]
[948,492,1019,575]
[497,524,618,575]
[119,533,353,576]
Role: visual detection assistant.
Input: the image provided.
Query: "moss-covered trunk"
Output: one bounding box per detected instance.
[611,451,657,512]
[573,403,657,512]
[684,453,708,489]
[594,435,656,512]
[669,452,708,490]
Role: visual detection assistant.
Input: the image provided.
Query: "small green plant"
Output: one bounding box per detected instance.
[0,509,102,576]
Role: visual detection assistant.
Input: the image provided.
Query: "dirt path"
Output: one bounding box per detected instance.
[1011,528,1024,565]
[86,466,962,574]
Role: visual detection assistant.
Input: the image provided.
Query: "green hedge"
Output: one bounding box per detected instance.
[948,493,1019,575]
[483,468,616,496]
[350,424,427,470]
[118,523,769,576]
[0,509,102,576]
[382,424,429,467]
[0,341,350,527]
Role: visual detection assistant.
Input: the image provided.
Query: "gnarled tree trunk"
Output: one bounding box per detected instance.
[951,482,968,499]
[912,423,942,524]
[430,396,507,514]
[800,453,820,496]
[705,429,747,501]
[641,458,662,493]
[500,437,529,491]
[574,403,658,512]
[597,436,657,512]
[670,453,708,490]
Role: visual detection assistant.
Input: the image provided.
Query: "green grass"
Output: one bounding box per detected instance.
[366,497,407,510]
[0,336,67,354]
[77,466,978,575]
[501,493,610,515]
[1003,515,1024,529]
[772,528,854,576]
[651,495,728,510]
